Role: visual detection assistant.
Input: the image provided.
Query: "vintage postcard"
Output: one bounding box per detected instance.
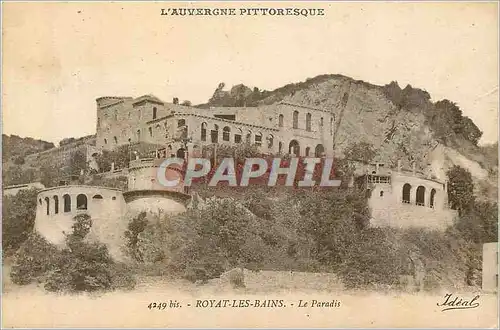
[1,1,498,328]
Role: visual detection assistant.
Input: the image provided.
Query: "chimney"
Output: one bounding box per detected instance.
[173,97,179,105]
[397,159,401,172]
[412,162,416,175]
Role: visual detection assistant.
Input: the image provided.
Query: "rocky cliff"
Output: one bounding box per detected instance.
[203,74,497,201]
[2,134,55,163]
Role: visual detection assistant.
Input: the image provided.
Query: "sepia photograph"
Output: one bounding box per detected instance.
[1,1,499,328]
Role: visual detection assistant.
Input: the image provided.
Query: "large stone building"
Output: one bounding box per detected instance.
[34,160,189,260]
[93,93,459,231]
[33,93,460,253]
[356,162,457,231]
[95,95,335,158]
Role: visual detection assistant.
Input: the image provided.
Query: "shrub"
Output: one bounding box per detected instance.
[447,165,475,214]
[124,212,149,262]
[297,187,370,266]
[44,241,122,293]
[343,141,376,163]
[338,228,403,289]
[70,213,92,240]
[10,233,60,285]
[11,214,136,293]
[455,200,498,243]
[2,188,39,253]
[94,145,130,172]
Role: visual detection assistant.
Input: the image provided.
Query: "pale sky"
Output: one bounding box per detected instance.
[2,2,498,145]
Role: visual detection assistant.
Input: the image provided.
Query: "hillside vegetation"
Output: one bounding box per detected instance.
[201,74,497,201]
[3,74,498,294]
[2,134,54,164]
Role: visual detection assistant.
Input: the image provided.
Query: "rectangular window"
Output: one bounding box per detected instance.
[255,135,262,146]
[234,134,242,143]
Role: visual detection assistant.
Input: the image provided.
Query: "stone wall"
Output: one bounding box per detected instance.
[25,135,96,169]
[482,242,498,292]
[127,158,185,194]
[96,95,192,150]
[96,95,337,157]
[3,182,45,196]
[34,183,190,260]
[368,170,457,231]
[34,185,127,259]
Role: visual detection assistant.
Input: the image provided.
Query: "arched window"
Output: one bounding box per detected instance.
[306,113,312,131]
[153,107,157,119]
[53,195,59,214]
[320,117,324,127]
[137,129,141,141]
[255,132,262,146]
[223,126,231,141]
[380,191,384,197]
[39,198,42,205]
[138,109,142,120]
[416,186,426,206]
[45,197,50,216]
[402,184,411,204]
[104,138,107,145]
[246,131,252,144]
[92,194,103,200]
[156,124,161,134]
[293,111,299,129]
[278,114,284,128]
[267,134,274,148]
[430,189,437,208]
[305,147,311,157]
[63,194,71,212]
[114,136,118,144]
[289,140,300,157]
[211,124,219,143]
[177,148,186,159]
[149,127,153,137]
[234,128,242,143]
[315,144,325,157]
[201,122,207,141]
[278,142,283,154]
[76,194,88,210]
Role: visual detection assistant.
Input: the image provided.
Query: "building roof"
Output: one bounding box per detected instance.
[132,94,165,105]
